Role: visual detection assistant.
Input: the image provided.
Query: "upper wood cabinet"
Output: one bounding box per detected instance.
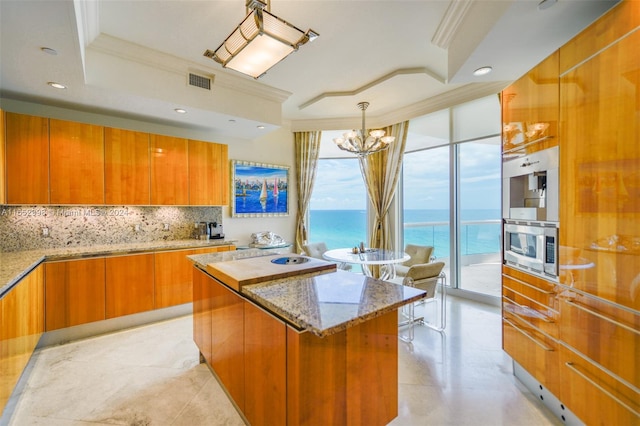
[150,134,189,205]
[104,128,150,205]
[49,118,105,204]
[188,139,228,206]
[5,112,50,204]
[44,258,106,331]
[501,51,559,157]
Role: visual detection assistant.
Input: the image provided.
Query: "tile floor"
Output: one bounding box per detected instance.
[3,296,562,426]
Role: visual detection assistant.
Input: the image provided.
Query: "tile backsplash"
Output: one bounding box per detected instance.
[0,205,222,252]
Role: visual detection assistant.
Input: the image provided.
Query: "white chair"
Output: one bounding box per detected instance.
[395,244,434,277]
[303,242,351,271]
[399,261,446,342]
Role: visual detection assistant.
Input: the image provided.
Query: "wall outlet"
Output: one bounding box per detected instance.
[41,227,49,237]
[134,224,141,232]
[163,223,170,231]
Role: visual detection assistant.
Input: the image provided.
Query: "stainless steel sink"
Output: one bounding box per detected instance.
[271,256,310,265]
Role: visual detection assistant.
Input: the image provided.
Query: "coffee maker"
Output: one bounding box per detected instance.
[209,222,224,239]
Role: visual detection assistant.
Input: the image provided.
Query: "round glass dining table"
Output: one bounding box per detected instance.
[322,248,410,280]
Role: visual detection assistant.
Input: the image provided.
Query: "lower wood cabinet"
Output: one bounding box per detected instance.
[155,246,231,309]
[193,268,399,426]
[106,253,155,318]
[45,258,106,331]
[0,265,44,413]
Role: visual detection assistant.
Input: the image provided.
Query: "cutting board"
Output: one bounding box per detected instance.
[206,254,337,291]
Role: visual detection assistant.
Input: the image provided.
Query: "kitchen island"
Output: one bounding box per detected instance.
[189,252,425,426]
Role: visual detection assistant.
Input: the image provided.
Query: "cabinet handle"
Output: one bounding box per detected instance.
[502,274,556,294]
[502,136,555,154]
[503,294,554,323]
[565,362,640,417]
[503,317,554,351]
[564,299,640,336]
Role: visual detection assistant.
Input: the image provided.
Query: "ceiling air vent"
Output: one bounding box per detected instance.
[188,73,212,90]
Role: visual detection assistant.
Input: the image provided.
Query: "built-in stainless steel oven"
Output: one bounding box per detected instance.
[504,220,558,281]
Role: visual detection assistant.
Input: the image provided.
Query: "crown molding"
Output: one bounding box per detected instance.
[298,67,446,110]
[290,81,510,132]
[87,33,292,104]
[431,0,474,49]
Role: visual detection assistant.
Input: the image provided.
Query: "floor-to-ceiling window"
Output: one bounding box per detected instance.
[404,95,502,301]
[308,138,367,250]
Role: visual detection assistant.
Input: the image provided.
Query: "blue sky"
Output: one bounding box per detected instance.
[310,141,501,211]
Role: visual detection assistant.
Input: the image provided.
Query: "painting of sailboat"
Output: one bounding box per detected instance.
[231,160,289,217]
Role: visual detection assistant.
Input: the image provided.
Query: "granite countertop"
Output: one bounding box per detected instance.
[189,252,425,337]
[0,239,237,298]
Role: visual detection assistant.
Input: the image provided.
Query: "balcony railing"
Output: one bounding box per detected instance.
[404,219,501,259]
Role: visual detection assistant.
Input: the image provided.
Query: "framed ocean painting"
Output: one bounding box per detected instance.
[231,160,289,217]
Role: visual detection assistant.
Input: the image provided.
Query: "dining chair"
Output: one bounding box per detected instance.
[303,242,351,271]
[395,244,434,277]
[398,261,446,342]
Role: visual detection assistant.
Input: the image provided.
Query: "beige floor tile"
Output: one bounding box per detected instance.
[4,297,563,426]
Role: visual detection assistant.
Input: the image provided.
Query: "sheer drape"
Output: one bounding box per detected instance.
[294,131,321,253]
[359,121,409,253]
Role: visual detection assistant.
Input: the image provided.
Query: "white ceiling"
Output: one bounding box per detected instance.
[0,0,619,141]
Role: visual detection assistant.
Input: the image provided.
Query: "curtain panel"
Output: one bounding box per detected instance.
[359,121,409,257]
[293,131,322,253]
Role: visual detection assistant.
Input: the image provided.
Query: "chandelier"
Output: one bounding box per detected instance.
[204,0,318,79]
[333,102,395,157]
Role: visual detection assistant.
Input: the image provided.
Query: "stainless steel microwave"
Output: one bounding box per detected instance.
[504,220,558,281]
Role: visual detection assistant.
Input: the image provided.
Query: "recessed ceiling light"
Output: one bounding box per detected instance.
[257,125,265,130]
[473,66,493,76]
[174,108,187,114]
[41,47,58,55]
[47,81,67,89]
[229,119,236,123]
[538,0,558,11]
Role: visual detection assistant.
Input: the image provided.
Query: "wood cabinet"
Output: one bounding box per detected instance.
[188,140,228,206]
[194,268,399,426]
[44,258,106,331]
[105,253,155,318]
[4,112,49,204]
[104,127,150,205]
[150,134,189,205]
[502,3,640,424]
[49,118,105,204]
[501,51,559,158]
[0,265,44,413]
[244,301,286,426]
[0,109,5,204]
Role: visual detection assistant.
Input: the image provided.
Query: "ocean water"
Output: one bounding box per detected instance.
[309,209,501,258]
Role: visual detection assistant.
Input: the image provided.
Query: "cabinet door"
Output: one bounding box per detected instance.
[105,254,155,318]
[560,29,640,312]
[244,301,286,426]
[44,258,106,331]
[155,246,231,309]
[105,127,150,205]
[502,51,559,157]
[5,112,49,204]
[209,272,245,411]
[188,140,228,206]
[49,118,104,204]
[193,267,213,364]
[150,134,188,205]
[154,249,195,309]
[0,109,5,204]
[0,265,44,412]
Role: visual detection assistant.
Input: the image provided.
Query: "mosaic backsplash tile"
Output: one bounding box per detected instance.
[0,205,222,252]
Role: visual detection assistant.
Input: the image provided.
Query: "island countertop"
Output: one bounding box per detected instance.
[189,251,425,337]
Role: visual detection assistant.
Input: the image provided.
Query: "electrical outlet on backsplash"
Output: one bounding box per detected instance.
[0,205,223,252]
